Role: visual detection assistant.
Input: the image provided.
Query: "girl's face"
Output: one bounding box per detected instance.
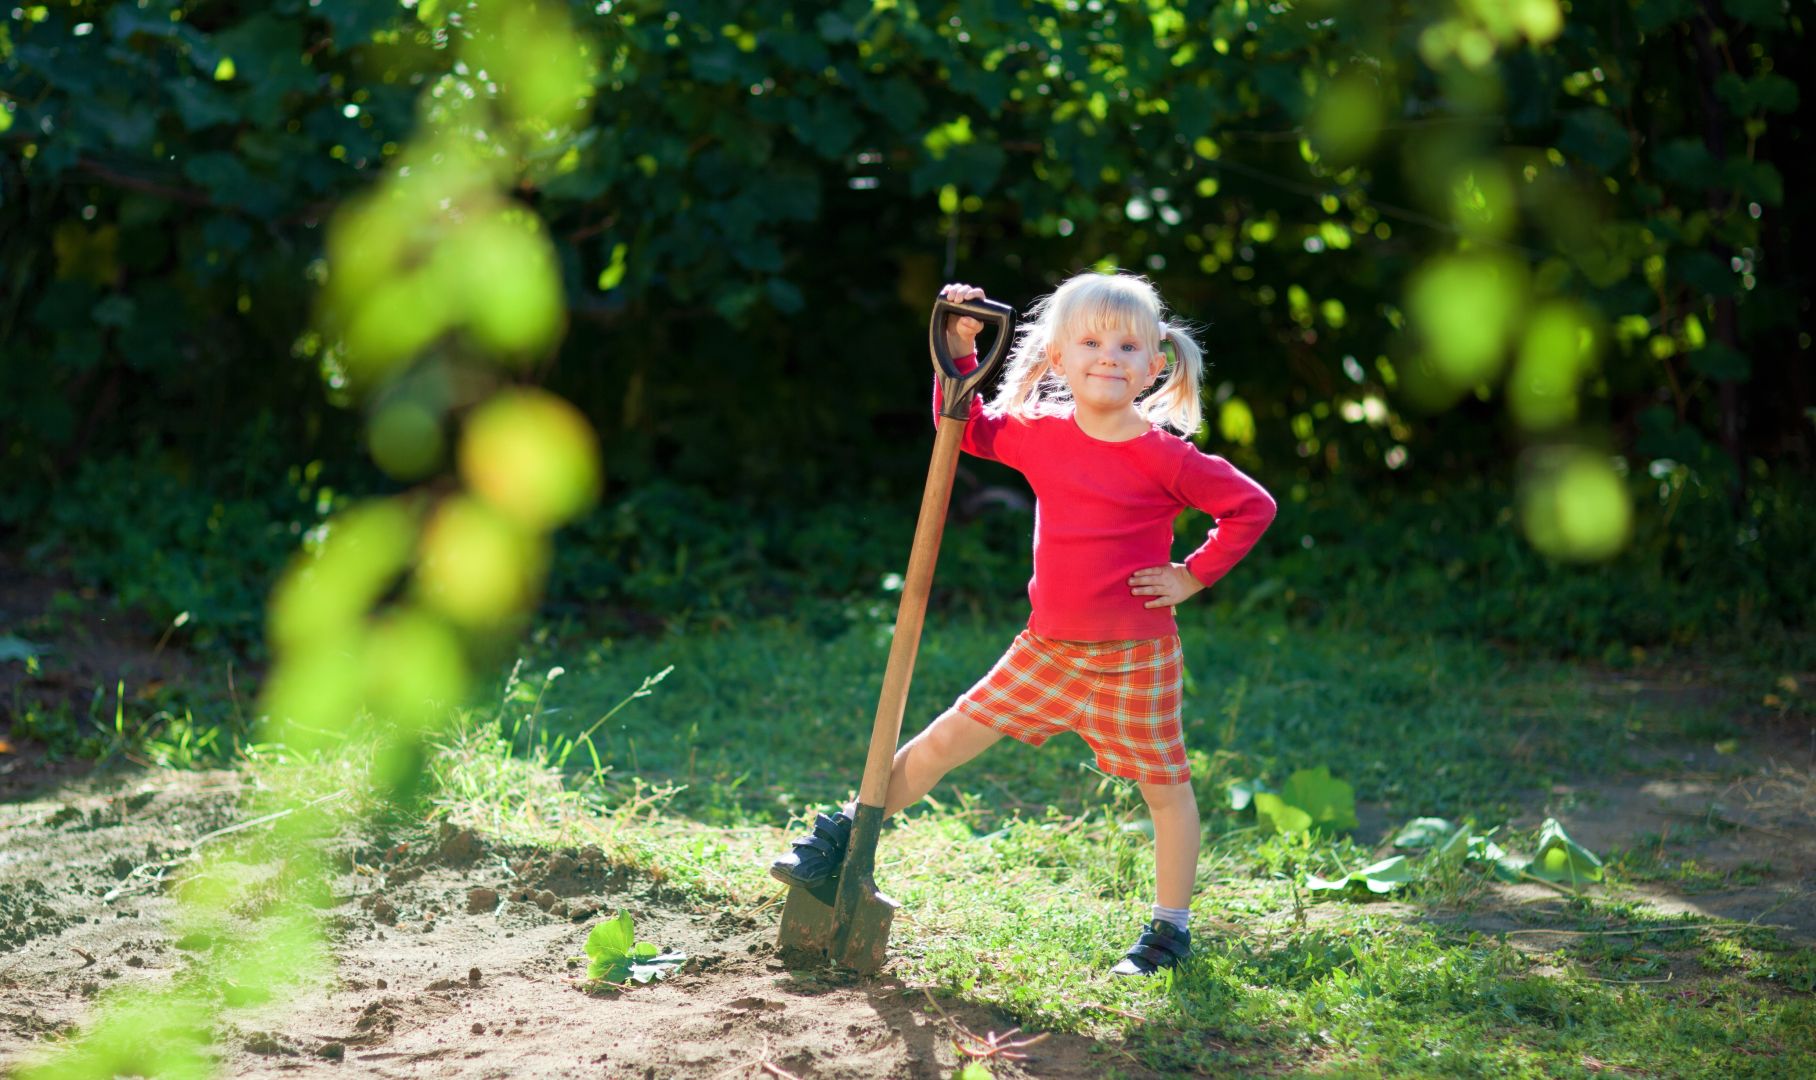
[1048,321,1167,414]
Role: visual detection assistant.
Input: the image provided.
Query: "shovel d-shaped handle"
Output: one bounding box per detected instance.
[930,297,1016,421]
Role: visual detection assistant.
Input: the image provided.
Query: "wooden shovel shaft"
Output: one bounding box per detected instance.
[855,414,966,809]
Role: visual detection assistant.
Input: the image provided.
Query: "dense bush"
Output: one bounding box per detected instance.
[26,442,1810,664]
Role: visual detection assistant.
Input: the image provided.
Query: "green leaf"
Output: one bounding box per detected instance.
[1687,343,1750,382]
[1253,792,1313,835]
[816,11,856,42]
[1634,406,1713,464]
[1716,72,1799,115]
[1653,138,1719,190]
[166,77,240,131]
[1228,777,1271,812]
[583,912,684,984]
[1524,818,1604,884]
[1633,0,1694,33]
[584,911,634,964]
[1724,159,1784,207]
[627,950,687,983]
[1673,251,1739,298]
[1391,818,1456,848]
[1557,109,1631,173]
[1280,766,1358,832]
[1468,834,1507,863]
[587,955,632,982]
[1305,855,1414,894]
[1433,820,1476,863]
[92,295,136,329]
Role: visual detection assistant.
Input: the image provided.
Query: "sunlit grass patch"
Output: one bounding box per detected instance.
[400,613,1816,1076]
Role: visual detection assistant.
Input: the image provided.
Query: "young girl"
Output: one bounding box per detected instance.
[772,272,1276,976]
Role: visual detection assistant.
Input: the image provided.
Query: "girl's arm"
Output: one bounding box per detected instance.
[1172,451,1278,590]
[931,352,1020,465]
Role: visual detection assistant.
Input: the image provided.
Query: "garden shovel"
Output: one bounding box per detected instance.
[776,295,1016,973]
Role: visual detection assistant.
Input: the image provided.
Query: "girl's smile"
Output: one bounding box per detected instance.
[1050,327,1168,433]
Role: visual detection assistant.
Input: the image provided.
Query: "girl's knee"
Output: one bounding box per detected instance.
[912,710,997,763]
[1139,779,1198,814]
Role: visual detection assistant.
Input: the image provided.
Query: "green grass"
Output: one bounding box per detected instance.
[416,610,1815,1076]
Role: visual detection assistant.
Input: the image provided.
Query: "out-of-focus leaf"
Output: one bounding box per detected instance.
[1254,792,1313,835]
[1280,766,1358,833]
[1687,343,1750,382]
[1558,109,1631,172]
[1391,818,1457,849]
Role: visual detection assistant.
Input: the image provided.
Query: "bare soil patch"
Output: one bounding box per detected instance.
[1,770,1152,1079]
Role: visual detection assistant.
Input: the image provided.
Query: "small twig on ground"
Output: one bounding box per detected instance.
[758,1061,802,1080]
[1584,970,1674,985]
[1496,919,1792,938]
[71,948,96,967]
[1502,924,1708,938]
[920,987,954,1024]
[102,789,350,903]
[1083,1002,1149,1023]
[741,889,786,921]
[954,1025,1050,1061]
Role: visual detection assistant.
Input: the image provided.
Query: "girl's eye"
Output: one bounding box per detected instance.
[1082,339,1098,348]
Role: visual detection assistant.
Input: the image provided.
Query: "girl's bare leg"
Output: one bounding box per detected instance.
[1139,779,1200,910]
[843,710,1003,818]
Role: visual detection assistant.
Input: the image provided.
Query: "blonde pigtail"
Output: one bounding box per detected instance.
[988,289,1074,419]
[1139,322,1206,437]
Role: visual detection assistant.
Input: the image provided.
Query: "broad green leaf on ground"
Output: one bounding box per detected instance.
[584,910,686,984]
[1391,817,1456,848]
[1253,792,1313,835]
[1495,817,1603,885]
[1391,818,1507,869]
[1280,766,1358,832]
[1306,855,1416,894]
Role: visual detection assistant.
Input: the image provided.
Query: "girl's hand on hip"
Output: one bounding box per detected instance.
[939,283,987,357]
[1129,563,1204,608]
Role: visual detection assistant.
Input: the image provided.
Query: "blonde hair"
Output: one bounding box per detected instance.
[988,271,1206,436]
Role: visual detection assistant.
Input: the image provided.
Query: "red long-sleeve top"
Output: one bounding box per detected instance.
[936,357,1277,641]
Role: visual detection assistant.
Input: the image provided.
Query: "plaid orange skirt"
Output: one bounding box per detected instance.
[950,630,1189,785]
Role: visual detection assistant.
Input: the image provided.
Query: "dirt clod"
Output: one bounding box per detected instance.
[316,1042,344,1061]
[245,1032,293,1056]
[533,890,558,912]
[465,887,499,914]
[470,1022,485,1036]
[436,824,482,865]
[467,967,481,987]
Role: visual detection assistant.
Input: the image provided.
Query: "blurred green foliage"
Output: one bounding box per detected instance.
[2,1,1810,667]
[3,1,1807,512]
[24,451,1810,673]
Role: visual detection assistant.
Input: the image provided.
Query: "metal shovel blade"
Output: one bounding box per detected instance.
[775,804,897,973]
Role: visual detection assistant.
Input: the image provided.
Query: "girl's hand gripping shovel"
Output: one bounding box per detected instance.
[776,296,1016,973]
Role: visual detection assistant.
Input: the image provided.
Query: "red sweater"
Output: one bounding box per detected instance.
[936,362,1277,641]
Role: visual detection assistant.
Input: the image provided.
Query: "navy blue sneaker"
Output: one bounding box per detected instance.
[1110,919,1191,977]
[769,811,854,889]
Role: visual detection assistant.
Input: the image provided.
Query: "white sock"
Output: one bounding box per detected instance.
[1151,904,1190,933]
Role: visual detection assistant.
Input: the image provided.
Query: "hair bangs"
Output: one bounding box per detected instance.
[1050,276,1164,354]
